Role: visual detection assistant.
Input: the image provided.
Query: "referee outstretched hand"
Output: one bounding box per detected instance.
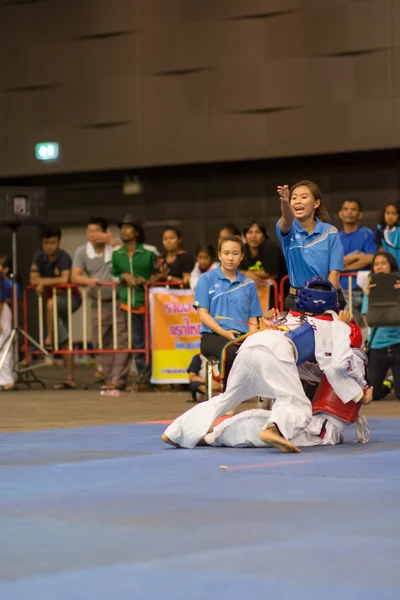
[277,185,290,202]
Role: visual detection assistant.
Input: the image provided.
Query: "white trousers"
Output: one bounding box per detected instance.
[204,409,343,448]
[163,345,312,449]
[0,304,15,386]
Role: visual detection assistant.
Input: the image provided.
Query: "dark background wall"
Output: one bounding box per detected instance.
[1,0,400,289]
[2,150,399,282]
[0,0,399,177]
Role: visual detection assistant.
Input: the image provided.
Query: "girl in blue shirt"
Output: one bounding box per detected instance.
[194,235,262,390]
[376,201,400,267]
[276,180,345,310]
[362,251,400,401]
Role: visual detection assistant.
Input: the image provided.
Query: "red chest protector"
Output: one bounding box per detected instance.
[312,374,361,424]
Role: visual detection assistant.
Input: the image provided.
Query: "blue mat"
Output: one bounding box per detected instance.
[1,418,400,600]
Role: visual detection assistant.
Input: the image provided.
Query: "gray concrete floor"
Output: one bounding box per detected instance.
[1,364,399,433]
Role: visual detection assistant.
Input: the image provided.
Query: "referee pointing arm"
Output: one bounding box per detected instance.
[276,180,345,311]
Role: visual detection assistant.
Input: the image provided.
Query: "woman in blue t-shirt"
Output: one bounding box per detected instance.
[194,235,262,389]
[276,180,345,310]
[375,201,400,267]
[362,251,400,401]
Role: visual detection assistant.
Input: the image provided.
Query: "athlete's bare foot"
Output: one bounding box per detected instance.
[161,433,180,448]
[260,425,301,453]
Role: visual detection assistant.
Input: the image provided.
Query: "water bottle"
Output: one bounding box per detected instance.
[100,389,121,397]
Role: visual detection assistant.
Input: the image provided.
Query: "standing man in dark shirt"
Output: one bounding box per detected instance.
[338,200,377,324]
[30,226,82,389]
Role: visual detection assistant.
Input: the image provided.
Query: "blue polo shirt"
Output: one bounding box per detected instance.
[276,218,344,288]
[361,294,400,349]
[193,267,262,334]
[339,226,377,290]
[4,278,22,302]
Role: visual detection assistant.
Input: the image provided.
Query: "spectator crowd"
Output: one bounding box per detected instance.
[0,180,399,402]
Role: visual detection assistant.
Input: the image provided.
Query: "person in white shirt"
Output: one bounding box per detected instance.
[189,244,219,290]
[71,216,120,388]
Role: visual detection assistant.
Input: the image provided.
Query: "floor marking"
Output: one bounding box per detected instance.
[219,458,315,471]
[139,417,230,426]
[138,420,173,425]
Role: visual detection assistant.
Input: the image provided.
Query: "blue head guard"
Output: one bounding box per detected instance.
[285,321,315,365]
[295,277,340,315]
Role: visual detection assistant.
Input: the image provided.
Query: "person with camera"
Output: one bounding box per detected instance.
[361,251,400,401]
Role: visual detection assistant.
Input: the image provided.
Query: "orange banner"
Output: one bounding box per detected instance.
[149,288,201,384]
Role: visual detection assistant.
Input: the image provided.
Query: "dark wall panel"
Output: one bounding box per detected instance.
[0,0,399,176]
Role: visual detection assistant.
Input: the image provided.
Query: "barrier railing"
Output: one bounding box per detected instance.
[257,279,279,313]
[339,272,360,316]
[23,282,150,364]
[150,281,185,288]
[279,275,289,312]
[22,272,365,364]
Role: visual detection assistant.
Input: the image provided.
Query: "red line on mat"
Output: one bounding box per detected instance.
[139,417,230,426]
[139,420,174,425]
[220,458,315,471]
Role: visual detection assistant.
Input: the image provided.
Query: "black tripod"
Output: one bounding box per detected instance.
[0,225,67,388]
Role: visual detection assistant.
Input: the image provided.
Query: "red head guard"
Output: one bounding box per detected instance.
[349,319,362,348]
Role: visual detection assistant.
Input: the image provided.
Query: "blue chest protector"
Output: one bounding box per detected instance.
[284,321,315,365]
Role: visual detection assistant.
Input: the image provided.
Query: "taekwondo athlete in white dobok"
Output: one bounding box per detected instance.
[203,320,373,448]
[162,278,357,452]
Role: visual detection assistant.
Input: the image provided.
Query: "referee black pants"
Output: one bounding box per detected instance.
[200,332,241,391]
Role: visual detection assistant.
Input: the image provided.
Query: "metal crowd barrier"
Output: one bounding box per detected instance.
[279,275,289,312]
[339,272,359,315]
[149,281,184,288]
[257,279,279,313]
[23,282,150,364]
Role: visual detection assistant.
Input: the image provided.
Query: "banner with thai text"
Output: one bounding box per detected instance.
[149,287,201,384]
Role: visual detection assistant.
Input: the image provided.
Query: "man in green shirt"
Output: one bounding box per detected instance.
[111,215,157,388]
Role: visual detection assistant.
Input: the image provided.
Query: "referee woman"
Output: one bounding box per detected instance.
[276,180,345,310]
[194,235,262,389]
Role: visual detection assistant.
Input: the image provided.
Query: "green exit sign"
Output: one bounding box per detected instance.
[35,142,59,161]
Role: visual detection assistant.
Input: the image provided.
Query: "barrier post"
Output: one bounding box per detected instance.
[127,286,132,350]
[97,287,103,349]
[23,289,29,361]
[67,286,73,351]
[112,285,118,349]
[144,284,150,364]
[266,284,271,311]
[53,287,59,351]
[38,293,44,349]
[348,275,353,315]
[82,287,88,351]
[279,275,289,312]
